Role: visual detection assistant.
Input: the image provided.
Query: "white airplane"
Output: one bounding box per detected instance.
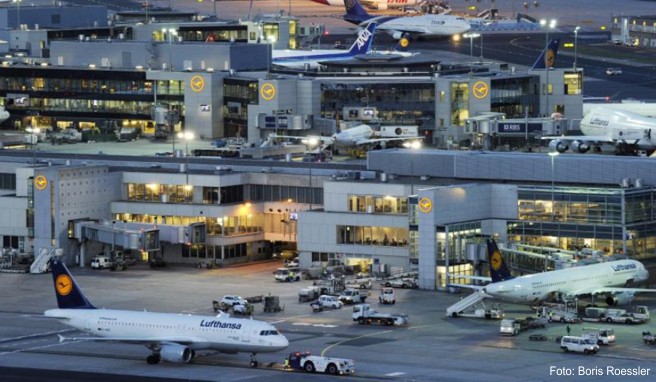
[273,22,376,68]
[547,107,656,155]
[468,239,656,306]
[268,123,422,156]
[45,259,289,366]
[312,0,422,10]
[343,0,470,39]
[0,106,9,123]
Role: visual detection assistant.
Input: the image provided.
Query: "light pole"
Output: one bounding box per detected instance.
[548,151,559,221]
[540,18,557,117]
[463,32,480,74]
[403,140,422,195]
[26,127,40,165]
[304,138,319,210]
[177,131,194,202]
[213,0,218,18]
[12,0,21,30]
[573,26,581,70]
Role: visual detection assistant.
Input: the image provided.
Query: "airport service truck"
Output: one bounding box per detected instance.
[338,288,368,305]
[352,304,408,326]
[499,317,546,336]
[285,351,355,375]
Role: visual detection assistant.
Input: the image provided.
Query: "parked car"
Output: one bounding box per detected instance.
[220,295,248,307]
[385,278,417,289]
[606,68,622,76]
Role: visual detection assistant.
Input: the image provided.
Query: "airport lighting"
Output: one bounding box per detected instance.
[574,26,581,69]
[548,151,559,220]
[463,32,481,75]
[13,0,21,30]
[403,140,422,195]
[161,28,177,71]
[26,127,40,164]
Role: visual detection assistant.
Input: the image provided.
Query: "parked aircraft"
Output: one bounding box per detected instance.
[472,239,656,306]
[45,259,289,366]
[530,38,560,70]
[268,123,421,156]
[546,107,656,155]
[272,22,377,68]
[312,0,422,10]
[0,106,9,123]
[342,0,470,39]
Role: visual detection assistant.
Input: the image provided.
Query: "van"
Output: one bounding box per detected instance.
[560,336,600,354]
[582,327,615,345]
[90,255,114,270]
[274,267,300,282]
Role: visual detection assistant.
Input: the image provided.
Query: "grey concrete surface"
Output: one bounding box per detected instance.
[1,261,655,381]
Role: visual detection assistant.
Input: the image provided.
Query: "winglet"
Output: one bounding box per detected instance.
[50,259,96,310]
[343,0,373,24]
[487,239,514,283]
[347,22,377,55]
[531,38,560,70]
[58,334,67,343]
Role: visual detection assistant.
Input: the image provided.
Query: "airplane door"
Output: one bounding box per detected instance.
[241,323,251,343]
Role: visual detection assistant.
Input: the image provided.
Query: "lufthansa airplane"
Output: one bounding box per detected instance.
[475,239,656,306]
[45,259,289,366]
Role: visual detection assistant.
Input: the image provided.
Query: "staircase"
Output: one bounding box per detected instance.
[446,290,491,317]
[30,248,61,274]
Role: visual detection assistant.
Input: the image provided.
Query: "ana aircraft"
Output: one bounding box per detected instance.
[272,22,377,68]
[45,259,289,366]
[342,0,470,39]
[547,107,656,155]
[312,0,422,10]
[473,239,656,306]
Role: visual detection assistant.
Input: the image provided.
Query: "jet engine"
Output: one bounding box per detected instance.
[548,139,568,153]
[605,292,634,306]
[392,31,404,40]
[570,140,591,153]
[160,344,193,363]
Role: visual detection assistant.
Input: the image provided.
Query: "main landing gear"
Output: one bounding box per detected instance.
[250,353,259,368]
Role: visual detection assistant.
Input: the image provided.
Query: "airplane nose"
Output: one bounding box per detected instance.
[278,335,290,349]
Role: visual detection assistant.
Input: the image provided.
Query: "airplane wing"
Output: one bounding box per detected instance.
[267,134,334,145]
[354,137,420,146]
[570,286,656,297]
[542,135,618,143]
[59,334,206,345]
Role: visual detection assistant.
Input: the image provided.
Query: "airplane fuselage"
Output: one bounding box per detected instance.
[483,260,649,304]
[360,15,471,37]
[44,308,289,353]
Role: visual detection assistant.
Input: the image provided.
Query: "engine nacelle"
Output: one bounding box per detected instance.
[391,31,404,40]
[160,344,193,363]
[548,139,568,153]
[605,292,634,306]
[570,140,591,153]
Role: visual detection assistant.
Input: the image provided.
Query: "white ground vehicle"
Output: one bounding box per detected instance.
[90,255,113,270]
[385,278,417,289]
[538,307,579,323]
[500,319,521,336]
[352,304,408,326]
[220,295,248,307]
[275,267,301,282]
[606,67,622,76]
[298,286,320,302]
[379,287,396,304]
[560,336,600,354]
[338,288,368,305]
[311,295,343,310]
[286,351,355,375]
[582,327,615,345]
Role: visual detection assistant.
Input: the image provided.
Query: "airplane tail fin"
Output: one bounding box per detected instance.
[531,38,560,70]
[394,34,411,53]
[50,259,96,309]
[347,22,377,55]
[487,239,513,283]
[344,0,372,24]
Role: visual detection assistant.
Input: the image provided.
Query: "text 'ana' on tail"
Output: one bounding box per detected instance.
[347,22,377,55]
[50,259,96,309]
[487,239,513,283]
[531,38,560,70]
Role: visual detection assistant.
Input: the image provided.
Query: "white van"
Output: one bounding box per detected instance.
[582,327,615,345]
[91,255,113,270]
[560,336,600,354]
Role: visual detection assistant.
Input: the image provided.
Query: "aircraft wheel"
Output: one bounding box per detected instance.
[146,355,160,364]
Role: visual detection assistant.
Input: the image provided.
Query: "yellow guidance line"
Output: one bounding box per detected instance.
[321,329,393,357]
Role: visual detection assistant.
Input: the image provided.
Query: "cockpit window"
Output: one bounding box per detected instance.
[259,330,280,336]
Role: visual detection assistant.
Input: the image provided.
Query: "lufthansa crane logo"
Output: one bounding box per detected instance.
[260,83,276,101]
[190,76,205,92]
[491,250,503,271]
[399,37,410,49]
[34,175,48,191]
[418,197,433,213]
[545,49,556,68]
[472,81,489,99]
[55,274,73,296]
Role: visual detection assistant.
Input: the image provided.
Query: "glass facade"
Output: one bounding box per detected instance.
[336,225,409,247]
[347,194,408,214]
[223,78,259,139]
[490,77,540,118]
[509,186,656,259]
[115,213,264,238]
[248,184,322,205]
[320,82,435,130]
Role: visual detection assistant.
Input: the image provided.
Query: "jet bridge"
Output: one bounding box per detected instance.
[71,220,206,266]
